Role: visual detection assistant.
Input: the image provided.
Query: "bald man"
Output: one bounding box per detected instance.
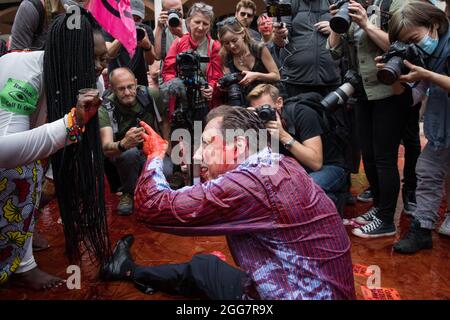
[99,68,172,216]
[154,0,187,62]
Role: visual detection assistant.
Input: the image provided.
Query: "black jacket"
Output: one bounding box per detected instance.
[276,0,341,87]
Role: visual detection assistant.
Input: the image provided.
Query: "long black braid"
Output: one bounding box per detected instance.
[44,12,111,265]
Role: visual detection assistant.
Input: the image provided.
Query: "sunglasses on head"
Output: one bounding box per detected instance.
[216,16,241,28]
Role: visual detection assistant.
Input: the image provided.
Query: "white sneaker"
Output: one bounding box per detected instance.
[352,217,396,239]
[438,213,450,236]
[354,207,379,225]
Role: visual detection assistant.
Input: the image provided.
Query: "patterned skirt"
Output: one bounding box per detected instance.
[0,161,43,284]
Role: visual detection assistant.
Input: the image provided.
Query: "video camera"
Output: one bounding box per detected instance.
[265,0,292,28]
[320,69,362,111]
[176,50,210,89]
[377,41,427,85]
[256,104,277,123]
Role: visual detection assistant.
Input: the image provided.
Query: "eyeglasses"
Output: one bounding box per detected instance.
[191,2,213,12]
[239,12,254,18]
[216,16,241,28]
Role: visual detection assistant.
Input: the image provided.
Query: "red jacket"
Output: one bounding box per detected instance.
[162,33,223,117]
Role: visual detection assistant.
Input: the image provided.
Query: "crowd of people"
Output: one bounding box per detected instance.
[0,0,449,300]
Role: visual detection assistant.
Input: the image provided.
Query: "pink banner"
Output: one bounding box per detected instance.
[87,0,136,56]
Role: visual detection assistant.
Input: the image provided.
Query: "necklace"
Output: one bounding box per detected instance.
[236,49,250,67]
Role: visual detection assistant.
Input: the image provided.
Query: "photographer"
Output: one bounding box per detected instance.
[99,68,172,216]
[271,0,341,97]
[327,0,411,238]
[154,0,187,62]
[104,0,156,87]
[235,0,262,42]
[162,2,223,121]
[247,84,348,210]
[217,16,280,107]
[378,1,450,253]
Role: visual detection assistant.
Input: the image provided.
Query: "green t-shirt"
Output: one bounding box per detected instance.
[98,91,156,141]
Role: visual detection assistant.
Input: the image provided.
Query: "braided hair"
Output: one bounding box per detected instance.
[44,12,110,265]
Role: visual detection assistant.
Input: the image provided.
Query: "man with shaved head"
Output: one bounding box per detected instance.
[99,68,172,216]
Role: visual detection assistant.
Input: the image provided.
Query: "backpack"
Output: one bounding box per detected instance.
[283,92,354,171]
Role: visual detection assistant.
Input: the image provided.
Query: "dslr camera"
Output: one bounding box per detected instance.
[218,73,245,107]
[321,69,362,111]
[176,50,210,88]
[256,104,277,123]
[377,41,427,85]
[167,9,182,27]
[136,24,146,42]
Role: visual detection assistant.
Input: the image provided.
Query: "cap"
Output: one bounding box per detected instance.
[130,0,145,19]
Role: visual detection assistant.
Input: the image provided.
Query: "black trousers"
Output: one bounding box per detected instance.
[283,83,337,98]
[402,102,421,193]
[133,254,247,300]
[356,95,408,223]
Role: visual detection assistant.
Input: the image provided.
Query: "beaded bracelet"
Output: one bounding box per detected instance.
[66,107,85,142]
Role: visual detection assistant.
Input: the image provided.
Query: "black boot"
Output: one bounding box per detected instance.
[393,219,432,254]
[99,234,136,280]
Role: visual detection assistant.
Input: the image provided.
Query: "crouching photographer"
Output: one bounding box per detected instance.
[327,0,413,238]
[247,84,349,214]
[376,1,450,254]
[162,2,223,123]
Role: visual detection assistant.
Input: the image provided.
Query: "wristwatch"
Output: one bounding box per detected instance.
[283,138,296,150]
[118,140,127,152]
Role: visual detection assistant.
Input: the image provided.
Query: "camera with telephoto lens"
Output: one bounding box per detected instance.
[265,0,292,28]
[136,24,146,41]
[321,69,362,111]
[218,72,244,88]
[377,41,427,85]
[330,0,351,34]
[256,104,277,123]
[167,8,182,27]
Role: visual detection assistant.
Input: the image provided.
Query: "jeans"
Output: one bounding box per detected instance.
[113,148,173,195]
[402,102,421,193]
[356,95,407,224]
[133,254,247,300]
[414,143,450,229]
[309,165,348,204]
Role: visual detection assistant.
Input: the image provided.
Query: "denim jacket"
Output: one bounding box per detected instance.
[423,29,450,149]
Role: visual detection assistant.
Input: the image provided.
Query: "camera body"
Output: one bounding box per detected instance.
[377,41,427,85]
[218,72,244,88]
[257,104,277,123]
[266,0,292,27]
[218,73,245,106]
[320,69,362,111]
[167,9,182,27]
[176,50,210,88]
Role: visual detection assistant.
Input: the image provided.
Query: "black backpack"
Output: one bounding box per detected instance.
[283,92,354,171]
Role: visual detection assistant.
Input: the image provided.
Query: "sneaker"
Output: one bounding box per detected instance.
[117,193,133,216]
[352,217,396,238]
[403,189,417,215]
[393,219,432,254]
[357,188,373,202]
[438,213,450,236]
[354,207,379,225]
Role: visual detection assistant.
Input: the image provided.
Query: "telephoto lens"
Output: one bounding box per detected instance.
[320,82,355,111]
[330,0,351,34]
[136,26,146,41]
[167,9,181,27]
[376,56,404,85]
